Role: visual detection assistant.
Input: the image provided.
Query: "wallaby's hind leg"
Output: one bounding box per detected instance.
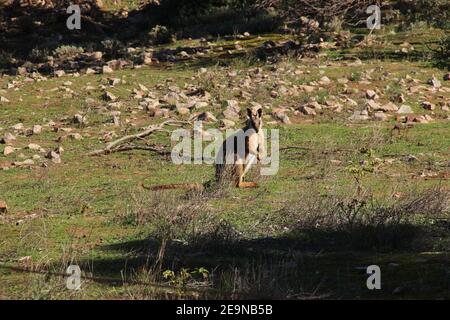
[234,163,244,187]
[234,163,258,188]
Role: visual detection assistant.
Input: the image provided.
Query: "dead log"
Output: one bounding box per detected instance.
[87,120,187,156]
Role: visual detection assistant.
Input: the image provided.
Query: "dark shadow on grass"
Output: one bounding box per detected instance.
[65,220,450,299]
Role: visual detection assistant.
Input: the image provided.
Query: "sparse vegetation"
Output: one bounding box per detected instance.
[0,0,449,300]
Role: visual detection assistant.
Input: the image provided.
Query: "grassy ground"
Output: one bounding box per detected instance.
[0,24,449,299]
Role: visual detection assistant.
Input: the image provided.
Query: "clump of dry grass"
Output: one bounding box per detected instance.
[279,186,449,251]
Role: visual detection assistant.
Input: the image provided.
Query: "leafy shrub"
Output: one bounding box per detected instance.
[53,45,84,59]
[148,25,175,45]
[29,47,50,63]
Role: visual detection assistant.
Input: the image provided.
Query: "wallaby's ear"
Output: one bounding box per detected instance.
[247,108,252,118]
[257,108,263,117]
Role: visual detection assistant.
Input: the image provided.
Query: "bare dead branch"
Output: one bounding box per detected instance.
[87,120,188,156]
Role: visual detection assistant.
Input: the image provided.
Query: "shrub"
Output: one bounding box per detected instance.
[29,47,50,63]
[53,45,84,59]
[148,25,175,45]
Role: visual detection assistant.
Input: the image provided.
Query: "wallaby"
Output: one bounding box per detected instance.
[143,105,265,191]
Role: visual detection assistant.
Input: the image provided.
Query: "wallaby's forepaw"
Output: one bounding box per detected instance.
[237,181,259,188]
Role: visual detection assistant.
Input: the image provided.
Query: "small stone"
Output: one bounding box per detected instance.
[86,68,96,75]
[428,76,441,88]
[366,100,381,111]
[194,101,208,109]
[299,106,316,116]
[103,91,117,102]
[14,159,34,166]
[11,123,24,131]
[220,119,235,129]
[73,114,85,124]
[0,200,7,214]
[149,108,169,118]
[365,89,379,100]
[1,133,16,144]
[3,146,15,156]
[54,70,65,78]
[102,65,114,74]
[177,107,190,115]
[319,76,331,85]
[348,110,370,121]
[373,112,388,121]
[179,51,189,58]
[396,94,406,103]
[421,101,435,111]
[300,85,315,93]
[32,125,42,135]
[222,100,241,120]
[272,110,291,124]
[397,105,413,114]
[190,112,217,123]
[379,102,399,112]
[90,51,103,61]
[69,133,83,140]
[46,151,61,164]
[0,96,10,103]
[27,143,41,150]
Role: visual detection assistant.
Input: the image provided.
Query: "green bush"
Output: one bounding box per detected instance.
[148,25,175,45]
[53,45,84,59]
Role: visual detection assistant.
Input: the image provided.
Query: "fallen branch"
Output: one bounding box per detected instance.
[87,120,188,156]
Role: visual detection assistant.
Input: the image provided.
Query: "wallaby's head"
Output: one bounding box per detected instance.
[247,106,263,132]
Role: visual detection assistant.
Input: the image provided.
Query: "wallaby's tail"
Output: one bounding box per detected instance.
[141,183,204,191]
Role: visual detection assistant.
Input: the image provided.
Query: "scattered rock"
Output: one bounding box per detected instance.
[27,143,41,151]
[365,89,379,100]
[103,91,117,102]
[318,76,331,86]
[299,106,316,116]
[13,159,35,166]
[176,106,190,115]
[421,101,435,111]
[45,151,61,164]
[1,133,16,144]
[190,112,217,123]
[54,70,65,78]
[72,114,86,125]
[395,94,406,103]
[3,146,15,156]
[149,108,169,118]
[102,65,114,74]
[379,102,399,112]
[32,125,43,135]
[272,109,291,124]
[0,200,7,214]
[220,119,235,129]
[11,123,24,131]
[373,112,388,121]
[86,68,97,75]
[299,85,315,93]
[348,110,370,121]
[222,100,241,120]
[366,100,381,111]
[0,96,10,103]
[68,133,83,140]
[397,105,413,114]
[428,76,441,88]
[90,51,103,61]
